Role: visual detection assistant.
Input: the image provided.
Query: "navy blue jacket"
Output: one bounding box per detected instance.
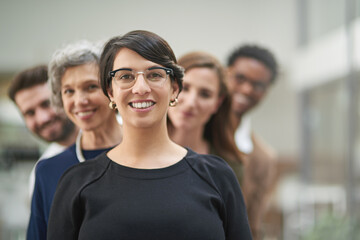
[27,144,111,240]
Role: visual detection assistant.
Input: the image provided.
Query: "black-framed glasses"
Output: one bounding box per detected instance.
[231,73,269,93]
[109,67,173,89]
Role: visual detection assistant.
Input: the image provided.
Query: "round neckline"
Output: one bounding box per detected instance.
[75,130,117,162]
[105,149,192,179]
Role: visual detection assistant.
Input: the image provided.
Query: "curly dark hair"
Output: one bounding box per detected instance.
[227,44,278,83]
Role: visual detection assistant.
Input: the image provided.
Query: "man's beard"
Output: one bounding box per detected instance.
[37,116,76,143]
[55,118,76,142]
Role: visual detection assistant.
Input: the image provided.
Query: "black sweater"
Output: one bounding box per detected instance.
[47,148,252,240]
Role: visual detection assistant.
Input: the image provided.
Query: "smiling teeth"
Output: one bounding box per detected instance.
[233,94,250,104]
[78,111,93,117]
[131,102,154,109]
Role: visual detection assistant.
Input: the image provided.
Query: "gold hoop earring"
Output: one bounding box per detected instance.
[109,101,117,110]
[169,98,178,107]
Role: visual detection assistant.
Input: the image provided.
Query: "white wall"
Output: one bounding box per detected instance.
[0,0,299,156]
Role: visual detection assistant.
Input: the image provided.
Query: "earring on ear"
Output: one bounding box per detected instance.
[169,98,178,107]
[109,101,117,110]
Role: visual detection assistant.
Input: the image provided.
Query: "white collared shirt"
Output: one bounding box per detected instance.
[234,116,253,154]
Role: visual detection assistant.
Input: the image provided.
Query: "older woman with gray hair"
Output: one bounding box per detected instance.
[27,40,122,240]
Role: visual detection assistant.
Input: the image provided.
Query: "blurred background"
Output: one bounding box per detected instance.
[0,0,359,239]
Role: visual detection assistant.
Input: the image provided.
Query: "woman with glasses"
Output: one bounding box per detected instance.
[27,40,122,240]
[167,51,245,184]
[47,30,252,240]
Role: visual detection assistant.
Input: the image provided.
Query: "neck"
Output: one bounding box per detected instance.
[169,124,209,154]
[121,121,171,156]
[81,116,122,150]
[56,127,79,147]
[110,119,186,169]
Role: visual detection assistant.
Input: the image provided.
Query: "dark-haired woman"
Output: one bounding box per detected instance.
[47,30,252,240]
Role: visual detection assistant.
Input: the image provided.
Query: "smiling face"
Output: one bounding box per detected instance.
[61,63,113,131]
[227,57,272,117]
[108,48,179,129]
[168,67,222,131]
[15,83,74,142]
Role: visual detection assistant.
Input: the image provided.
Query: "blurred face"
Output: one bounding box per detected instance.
[14,83,74,142]
[61,63,113,131]
[227,57,272,117]
[108,48,178,129]
[168,67,222,131]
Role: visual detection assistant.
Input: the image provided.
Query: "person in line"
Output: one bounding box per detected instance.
[227,44,278,240]
[7,65,78,199]
[167,51,245,183]
[47,30,252,240]
[27,40,122,240]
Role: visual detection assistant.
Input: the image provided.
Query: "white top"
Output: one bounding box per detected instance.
[28,131,85,200]
[234,116,253,154]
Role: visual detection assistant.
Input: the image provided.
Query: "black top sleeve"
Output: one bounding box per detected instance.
[185,153,252,239]
[47,157,108,240]
[47,151,252,240]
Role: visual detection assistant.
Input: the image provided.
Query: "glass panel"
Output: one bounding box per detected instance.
[306,0,346,42]
[307,78,347,185]
[356,0,360,17]
[354,73,360,218]
[0,74,41,239]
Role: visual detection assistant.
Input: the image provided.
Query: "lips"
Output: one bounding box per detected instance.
[75,109,96,119]
[182,111,194,118]
[129,100,155,109]
[233,94,251,105]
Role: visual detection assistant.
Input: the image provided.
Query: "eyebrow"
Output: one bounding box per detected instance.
[235,73,266,83]
[112,65,165,71]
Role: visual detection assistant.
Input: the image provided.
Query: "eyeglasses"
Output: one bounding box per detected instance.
[109,67,173,89]
[231,74,269,93]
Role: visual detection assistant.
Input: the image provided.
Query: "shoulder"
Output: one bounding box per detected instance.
[36,144,77,173]
[251,132,277,161]
[51,152,109,207]
[185,149,240,191]
[244,133,278,189]
[186,149,232,171]
[39,143,66,160]
[248,133,278,176]
[57,152,109,190]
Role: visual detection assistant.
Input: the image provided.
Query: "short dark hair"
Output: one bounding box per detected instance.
[8,65,48,102]
[99,30,184,99]
[227,44,278,83]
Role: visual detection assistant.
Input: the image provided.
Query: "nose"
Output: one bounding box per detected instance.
[180,90,197,109]
[36,108,53,125]
[131,74,151,95]
[239,81,254,95]
[75,91,89,105]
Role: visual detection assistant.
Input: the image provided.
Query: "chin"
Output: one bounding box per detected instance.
[171,120,191,130]
[41,134,61,142]
[233,105,250,115]
[79,123,97,132]
[130,120,156,129]
[232,109,246,118]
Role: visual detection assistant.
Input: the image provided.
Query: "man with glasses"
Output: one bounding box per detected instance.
[227,44,278,240]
